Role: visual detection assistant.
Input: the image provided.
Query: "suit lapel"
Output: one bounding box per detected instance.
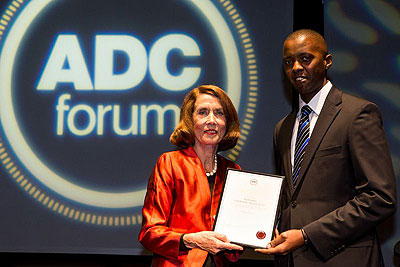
[294,86,342,193]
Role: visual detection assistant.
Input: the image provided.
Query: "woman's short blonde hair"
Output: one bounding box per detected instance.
[170,85,240,151]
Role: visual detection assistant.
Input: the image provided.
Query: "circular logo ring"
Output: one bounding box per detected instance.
[0,0,258,225]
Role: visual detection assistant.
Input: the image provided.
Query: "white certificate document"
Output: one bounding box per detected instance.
[213,169,283,248]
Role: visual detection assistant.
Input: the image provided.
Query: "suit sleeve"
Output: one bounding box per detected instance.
[273,119,284,176]
[303,103,397,260]
[138,153,187,261]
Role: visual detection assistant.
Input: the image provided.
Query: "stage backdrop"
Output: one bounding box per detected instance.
[0,0,292,255]
[324,0,400,264]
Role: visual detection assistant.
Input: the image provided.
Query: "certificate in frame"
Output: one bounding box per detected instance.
[213,168,283,248]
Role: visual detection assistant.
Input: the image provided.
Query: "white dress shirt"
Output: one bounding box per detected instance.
[291,81,333,169]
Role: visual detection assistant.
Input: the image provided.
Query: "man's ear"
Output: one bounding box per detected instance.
[325,54,333,70]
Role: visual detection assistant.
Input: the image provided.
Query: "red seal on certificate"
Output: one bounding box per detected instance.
[256,231,266,239]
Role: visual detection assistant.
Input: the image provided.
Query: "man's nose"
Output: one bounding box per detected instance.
[293,60,303,71]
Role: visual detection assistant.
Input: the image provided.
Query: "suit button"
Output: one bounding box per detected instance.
[291,201,297,208]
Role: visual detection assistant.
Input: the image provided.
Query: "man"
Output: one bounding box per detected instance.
[255,29,397,266]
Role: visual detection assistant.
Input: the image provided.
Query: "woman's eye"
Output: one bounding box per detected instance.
[198,109,208,115]
[215,110,224,116]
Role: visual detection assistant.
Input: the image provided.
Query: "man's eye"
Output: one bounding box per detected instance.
[301,56,312,62]
[284,60,293,66]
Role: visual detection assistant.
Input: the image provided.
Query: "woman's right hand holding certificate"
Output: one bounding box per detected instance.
[183,231,243,255]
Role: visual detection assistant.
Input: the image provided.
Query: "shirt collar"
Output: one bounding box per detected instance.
[298,80,332,117]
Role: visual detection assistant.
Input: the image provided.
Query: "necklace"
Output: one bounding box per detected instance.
[206,154,218,177]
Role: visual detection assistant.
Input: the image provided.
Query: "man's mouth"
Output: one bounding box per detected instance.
[295,76,307,82]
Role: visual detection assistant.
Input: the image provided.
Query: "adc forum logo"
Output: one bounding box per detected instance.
[0,0,259,226]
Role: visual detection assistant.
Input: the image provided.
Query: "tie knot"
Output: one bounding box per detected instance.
[301,105,312,117]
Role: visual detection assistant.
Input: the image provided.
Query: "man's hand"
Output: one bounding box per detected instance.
[183,231,243,255]
[254,229,304,255]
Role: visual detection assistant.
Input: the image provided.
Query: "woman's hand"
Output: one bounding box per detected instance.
[183,231,243,255]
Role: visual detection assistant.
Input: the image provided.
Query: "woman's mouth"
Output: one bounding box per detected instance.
[204,129,217,135]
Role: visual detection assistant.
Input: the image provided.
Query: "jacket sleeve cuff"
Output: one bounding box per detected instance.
[179,234,191,252]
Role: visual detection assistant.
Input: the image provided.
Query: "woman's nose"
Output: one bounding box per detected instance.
[207,113,217,124]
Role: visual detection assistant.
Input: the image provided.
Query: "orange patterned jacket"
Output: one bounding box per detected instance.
[139,146,240,266]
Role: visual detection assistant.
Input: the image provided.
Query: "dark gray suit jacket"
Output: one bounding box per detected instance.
[273,86,397,266]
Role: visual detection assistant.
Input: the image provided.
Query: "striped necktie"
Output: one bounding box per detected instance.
[293,105,312,185]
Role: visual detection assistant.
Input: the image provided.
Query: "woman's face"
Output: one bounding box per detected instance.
[192,93,226,150]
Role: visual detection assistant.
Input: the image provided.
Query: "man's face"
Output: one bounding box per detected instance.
[283,36,332,103]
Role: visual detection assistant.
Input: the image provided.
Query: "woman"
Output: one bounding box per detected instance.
[139,85,243,266]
